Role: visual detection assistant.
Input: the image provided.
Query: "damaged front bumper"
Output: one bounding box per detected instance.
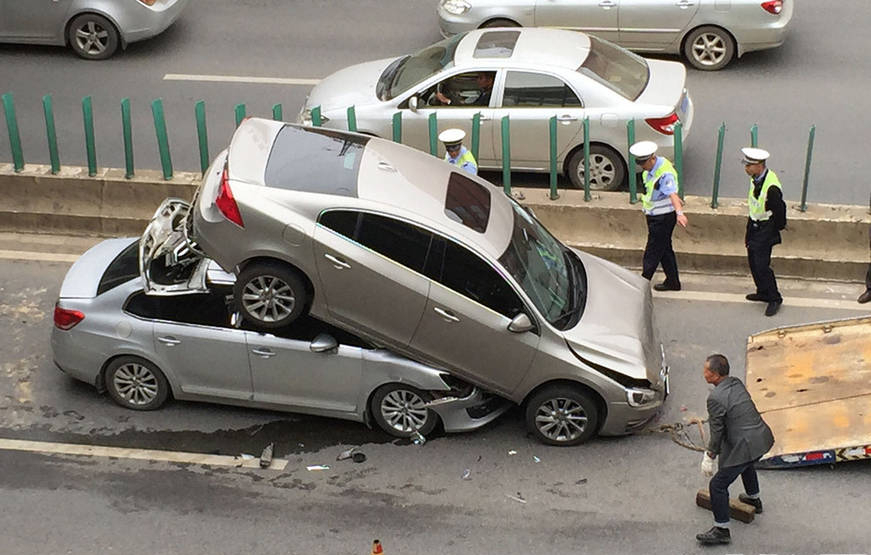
[425,388,512,433]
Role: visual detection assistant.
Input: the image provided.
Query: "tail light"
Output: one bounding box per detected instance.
[215,164,244,228]
[761,0,782,14]
[137,0,157,5]
[54,304,84,330]
[645,112,679,135]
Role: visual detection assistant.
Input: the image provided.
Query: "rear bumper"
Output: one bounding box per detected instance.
[426,388,512,433]
[120,0,190,44]
[437,7,479,37]
[51,329,102,388]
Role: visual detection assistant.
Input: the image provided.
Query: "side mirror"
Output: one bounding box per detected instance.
[310,333,339,353]
[508,313,534,333]
[409,96,419,112]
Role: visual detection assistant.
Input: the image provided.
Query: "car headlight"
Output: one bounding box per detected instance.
[442,0,471,15]
[626,387,657,407]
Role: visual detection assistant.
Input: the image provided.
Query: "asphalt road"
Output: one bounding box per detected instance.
[1,246,870,554]
[1,0,870,205]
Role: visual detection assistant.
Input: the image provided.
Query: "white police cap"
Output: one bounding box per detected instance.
[741,147,770,165]
[438,128,466,147]
[629,140,658,162]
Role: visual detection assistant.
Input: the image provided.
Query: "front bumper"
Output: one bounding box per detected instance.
[437,6,480,37]
[425,387,512,433]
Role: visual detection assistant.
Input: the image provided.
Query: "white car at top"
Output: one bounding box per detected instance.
[299,27,693,191]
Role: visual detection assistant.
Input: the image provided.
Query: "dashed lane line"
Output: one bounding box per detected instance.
[654,289,870,312]
[0,438,288,470]
[163,73,321,85]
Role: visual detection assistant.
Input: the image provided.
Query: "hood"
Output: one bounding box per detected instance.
[305,57,398,112]
[635,59,687,114]
[562,249,663,388]
[59,238,137,299]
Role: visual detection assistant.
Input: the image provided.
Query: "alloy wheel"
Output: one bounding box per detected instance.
[380,389,429,433]
[113,362,160,407]
[74,21,111,56]
[534,397,589,443]
[242,275,296,323]
[576,153,618,189]
[691,33,728,68]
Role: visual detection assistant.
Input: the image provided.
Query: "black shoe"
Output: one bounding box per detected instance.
[654,281,681,292]
[765,300,782,317]
[696,526,731,545]
[859,289,871,304]
[745,292,766,302]
[738,493,763,514]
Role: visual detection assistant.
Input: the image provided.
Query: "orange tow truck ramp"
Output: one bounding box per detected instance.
[746,315,871,468]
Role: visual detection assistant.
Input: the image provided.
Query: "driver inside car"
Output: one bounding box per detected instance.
[432,71,496,107]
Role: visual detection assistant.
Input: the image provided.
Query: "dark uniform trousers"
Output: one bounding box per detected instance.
[642,211,680,285]
[746,220,782,303]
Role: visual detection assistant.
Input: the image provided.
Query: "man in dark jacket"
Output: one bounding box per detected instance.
[697,354,775,546]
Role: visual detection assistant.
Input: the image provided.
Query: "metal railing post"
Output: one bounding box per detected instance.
[800,124,815,212]
[195,100,209,175]
[82,95,97,177]
[392,112,401,143]
[347,105,357,132]
[674,120,684,200]
[234,103,246,128]
[1,92,24,172]
[311,105,322,127]
[583,116,591,201]
[272,104,282,121]
[548,116,558,200]
[121,98,134,179]
[151,98,173,180]
[428,112,438,156]
[750,123,758,147]
[626,119,637,204]
[42,94,60,174]
[711,122,725,209]
[471,112,481,162]
[501,115,511,195]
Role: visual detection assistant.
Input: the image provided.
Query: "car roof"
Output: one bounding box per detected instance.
[454,28,591,70]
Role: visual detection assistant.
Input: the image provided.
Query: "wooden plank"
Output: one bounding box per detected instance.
[695,489,756,523]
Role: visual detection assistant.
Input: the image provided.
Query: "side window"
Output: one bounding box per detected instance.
[319,210,360,239]
[501,71,582,108]
[356,214,433,273]
[411,71,497,108]
[125,291,232,327]
[432,238,523,318]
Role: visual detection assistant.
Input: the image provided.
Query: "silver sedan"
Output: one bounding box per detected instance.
[51,237,509,439]
[437,0,794,71]
[300,28,693,191]
[0,0,189,60]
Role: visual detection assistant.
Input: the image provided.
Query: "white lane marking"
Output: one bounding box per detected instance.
[654,290,870,312]
[0,438,288,471]
[163,73,321,86]
[0,250,79,263]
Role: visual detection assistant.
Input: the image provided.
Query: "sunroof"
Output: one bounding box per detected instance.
[473,31,520,59]
[444,172,491,233]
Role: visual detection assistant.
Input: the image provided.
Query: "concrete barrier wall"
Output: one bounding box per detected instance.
[2,163,869,281]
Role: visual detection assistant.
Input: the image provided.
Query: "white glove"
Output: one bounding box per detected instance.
[701,453,715,477]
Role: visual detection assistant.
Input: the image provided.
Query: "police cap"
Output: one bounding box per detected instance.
[438,128,466,148]
[629,141,658,163]
[741,147,770,165]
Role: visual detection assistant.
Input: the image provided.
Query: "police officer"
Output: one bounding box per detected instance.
[741,147,786,317]
[439,129,478,176]
[629,141,688,291]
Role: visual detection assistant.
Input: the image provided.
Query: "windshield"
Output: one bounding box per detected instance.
[578,35,649,100]
[498,201,583,328]
[380,34,463,100]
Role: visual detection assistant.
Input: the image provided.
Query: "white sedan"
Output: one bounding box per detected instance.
[299,28,693,191]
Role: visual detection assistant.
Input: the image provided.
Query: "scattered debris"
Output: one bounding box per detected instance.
[239,453,255,460]
[476,455,482,462]
[575,478,588,485]
[508,450,517,456]
[259,442,274,469]
[337,447,356,461]
[298,443,305,448]
[680,405,688,412]
[411,431,426,445]
[352,452,367,463]
[532,456,541,463]
[462,468,471,480]
[306,464,330,471]
[506,493,527,504]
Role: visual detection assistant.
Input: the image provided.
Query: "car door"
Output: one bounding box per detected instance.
[399,70,497,165]
[409,236,539,396]
[245,330,363,413]
[534,0,619,42]
[491,70,585,170]
[0,0,71,41]
[312,210,431,350]
[618,0,700,50]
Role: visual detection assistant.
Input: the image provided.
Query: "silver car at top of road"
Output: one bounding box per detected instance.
[0,0,189,59]
[437,0,794,71]
[299,27,693,191]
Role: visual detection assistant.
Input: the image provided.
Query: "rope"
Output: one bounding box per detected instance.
[639,417,708,452]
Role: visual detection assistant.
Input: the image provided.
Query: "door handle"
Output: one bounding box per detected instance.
[599,0,616,7]
[478,115,489,121]
[157,336,181,346]
[433,307,460,323]
[251,347,276,358]
[676,0,694,6]
[557,115,577,123]
[324,253,351,269]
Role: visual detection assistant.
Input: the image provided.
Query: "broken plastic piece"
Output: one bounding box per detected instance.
[306,464,330,471]
[532,456,541,463]
[508,450,517,456]
[337,447,356,461]
[462,468,471,480]
[506,493,527,504]
[260,442,274,469]
[239,453,255,460]
[411,431,426,445]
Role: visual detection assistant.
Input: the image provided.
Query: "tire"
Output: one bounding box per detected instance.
[105,356,170,411]
[567,144,626,191]
[67,13,120,60]
[525,385,600,446]
[480,18,520,29]
[683,26,735,71]
[370,384,438,439]
[234,261,308,330]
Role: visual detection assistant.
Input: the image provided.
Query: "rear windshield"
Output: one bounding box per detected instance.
[265,126,369,196]
[444,172,491,233]
[97,239,139,295]
[578,36,649,100]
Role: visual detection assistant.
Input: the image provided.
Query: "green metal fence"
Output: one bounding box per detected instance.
[1,92,818,207]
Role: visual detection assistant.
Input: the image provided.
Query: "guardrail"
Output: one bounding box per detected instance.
[2,92,817,211]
